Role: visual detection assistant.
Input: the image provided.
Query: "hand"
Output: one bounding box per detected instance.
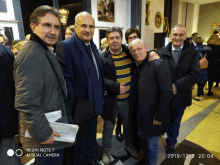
[120,83,127,94]
[148,51,160,62]
[40,131,61,145]
[153,119,162,125]
[172,84,177,95]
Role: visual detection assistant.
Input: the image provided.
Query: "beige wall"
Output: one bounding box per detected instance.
[198,1,220,42]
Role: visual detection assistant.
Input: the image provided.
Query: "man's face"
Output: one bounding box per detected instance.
[170,26,187,49]
[127,32,139,44]
[107,31,122,52]
[74,15,95,44]
[65,29,73,40]
[30,13,60,47]
[129,41,147,65]
[192,34,198,41]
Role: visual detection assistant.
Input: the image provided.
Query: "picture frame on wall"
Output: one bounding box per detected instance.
[211,23,220,35]
[163,17,169,33]
[155,12,162,28]
[97,0,115,23]
[145,1,150,25]
[0,0,7,12]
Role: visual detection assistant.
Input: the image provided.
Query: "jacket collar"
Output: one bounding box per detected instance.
[164,41,192,56]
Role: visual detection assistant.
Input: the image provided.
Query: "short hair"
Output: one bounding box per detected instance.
[106,27,123,39]
[171,24,186,34]
[194,37,203,45]
[185,37,192,44]
[66,25,75,32]
[192,33,198,37]
[128,39,144,50]
[75,11,94,23]
[13,41,27,51]
[125,28,140,43]
[30,5,60,25]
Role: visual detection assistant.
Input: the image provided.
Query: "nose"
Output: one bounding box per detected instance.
[50,27,56,34]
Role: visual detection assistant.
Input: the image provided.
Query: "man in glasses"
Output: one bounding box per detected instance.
[56,12,105,165]
[155,24,199,156]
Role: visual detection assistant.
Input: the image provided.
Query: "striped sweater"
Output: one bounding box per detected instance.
[111,52,132,101]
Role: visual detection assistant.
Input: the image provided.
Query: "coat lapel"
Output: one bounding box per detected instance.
[104,49,117,79]
[45,50,67,96]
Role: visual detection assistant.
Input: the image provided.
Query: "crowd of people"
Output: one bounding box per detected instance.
[0,4,219,165]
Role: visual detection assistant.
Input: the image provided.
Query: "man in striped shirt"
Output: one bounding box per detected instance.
[100,27,142,164]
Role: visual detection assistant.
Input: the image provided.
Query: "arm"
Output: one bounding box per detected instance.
[104,78,120,94]
[153,61,173,122]
[174,51,199,91]
[14,51,53,143]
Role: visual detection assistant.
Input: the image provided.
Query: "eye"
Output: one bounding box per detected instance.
[82,24,87,28]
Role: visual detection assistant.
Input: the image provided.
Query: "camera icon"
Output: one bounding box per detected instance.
[7,149,23,157]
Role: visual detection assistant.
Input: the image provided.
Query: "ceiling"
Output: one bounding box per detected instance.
[181,0,220,5]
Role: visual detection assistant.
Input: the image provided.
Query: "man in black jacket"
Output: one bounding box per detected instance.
[129,39,172,165]
[0,43,21,164]
[156,24,199,155]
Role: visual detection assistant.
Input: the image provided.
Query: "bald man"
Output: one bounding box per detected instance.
[56,12,105,165]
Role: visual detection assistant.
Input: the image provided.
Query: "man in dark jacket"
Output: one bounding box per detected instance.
[129,39,172,165]
[100,27,142,164]
[156,24,199,155]
[56,12,105,165]
[0,42,21,165]
[14,6,73,165]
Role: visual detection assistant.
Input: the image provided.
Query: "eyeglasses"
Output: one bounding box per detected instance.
[128,35,138,41]
[76,23,95,30]
[130,47,143,54]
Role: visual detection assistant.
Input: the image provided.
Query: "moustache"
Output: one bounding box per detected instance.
[46,34,56,39]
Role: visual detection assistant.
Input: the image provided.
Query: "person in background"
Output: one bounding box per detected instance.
[0,35,4,44]
[185,37,192,45]
[0,37,21,165]
[129,39,172,165]
[206,35,220,96]
[25,34,31,41]
[193,37,212,101]
[14,5,74,165]
[191,32,198,46]
[65,25,75,40]
[12,41,27,58]
[125,28,140,45]
[99,37,108,54]
[11,40,22,51]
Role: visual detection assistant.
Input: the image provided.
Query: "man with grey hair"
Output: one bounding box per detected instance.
[14,5,73,165]
[56,11,105,165]
[129,39,172,165]
[155,24,199,156]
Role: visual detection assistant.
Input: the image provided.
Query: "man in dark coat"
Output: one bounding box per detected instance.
[56,12,105,165]
[14,6,73,165]
[129,39,172,165]
[100,27,142,164]
[156,24,199,155]
[0,42,21,165]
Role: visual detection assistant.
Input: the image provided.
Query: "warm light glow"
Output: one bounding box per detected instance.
[59,8,69,26]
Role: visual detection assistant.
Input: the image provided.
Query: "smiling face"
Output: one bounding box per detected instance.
[30,13,60,47]
[74,14,95,44]
[107,31,122,52]
[129,40,148,65]
[170,26,187,49]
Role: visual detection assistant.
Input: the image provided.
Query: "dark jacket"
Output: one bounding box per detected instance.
[130,56,172,138]
[56,32,106,118]
[100,44,134,123]
[0,44,18,141]
[14,33,73,151]
[207,44,220,81]
[156,41,199,108]
[194,45,212,82]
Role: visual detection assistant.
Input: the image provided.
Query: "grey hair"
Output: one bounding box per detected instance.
[75,11,94,23]
[171,24,187,34]
[128,39,144,49]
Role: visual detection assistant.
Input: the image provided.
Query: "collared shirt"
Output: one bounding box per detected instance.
[171,43,184,64]
[85,42,99,79]
[48,46,56,56]
[192,40,196,46]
